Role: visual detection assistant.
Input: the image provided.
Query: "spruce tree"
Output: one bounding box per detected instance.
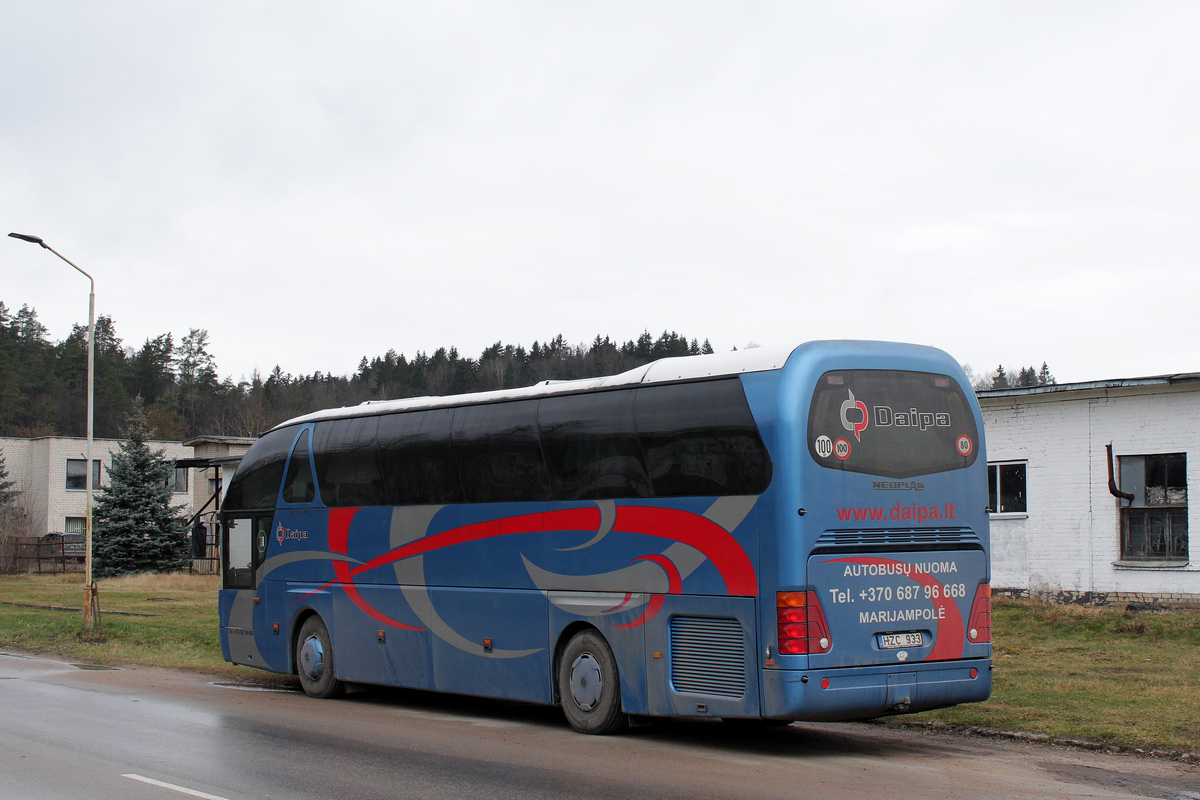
[93,398,187,576]
[0,449,24,573]
[0,450,15,506]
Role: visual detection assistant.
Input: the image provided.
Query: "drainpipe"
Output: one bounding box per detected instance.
[1106,443,1134,503]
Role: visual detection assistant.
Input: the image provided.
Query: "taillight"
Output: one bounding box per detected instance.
[967,583,992,643]
[776,591,832,655]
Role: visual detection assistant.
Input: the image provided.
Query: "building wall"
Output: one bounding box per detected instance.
[0,438,33,492]
[981,383,1199,607]
[0,436,196,538]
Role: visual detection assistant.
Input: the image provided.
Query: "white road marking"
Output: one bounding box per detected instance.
[122,774,232,800]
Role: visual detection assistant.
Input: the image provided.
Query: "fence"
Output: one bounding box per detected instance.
[14,537,86,574]
[189,532,220,576]
[11,535,220,576]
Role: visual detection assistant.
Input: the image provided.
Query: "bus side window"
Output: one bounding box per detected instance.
[282,429,317,504]
[313,417,384,507]
[223,427,295,511]
[635,379,772,497]
[378,408,464,506]
[454,400,552,504]
[539,389,652,501]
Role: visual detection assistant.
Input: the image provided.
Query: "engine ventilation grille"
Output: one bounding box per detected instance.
[670,616,745,698]
[813,527,981,553]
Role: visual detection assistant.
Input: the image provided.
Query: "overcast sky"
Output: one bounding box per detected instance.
[3,2,1197,386]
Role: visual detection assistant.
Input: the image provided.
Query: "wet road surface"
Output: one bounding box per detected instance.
[2,650,1197,800]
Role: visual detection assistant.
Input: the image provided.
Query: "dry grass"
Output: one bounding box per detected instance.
[904,598,1200,752]
[0,571,236,675]
[100,572,221,592]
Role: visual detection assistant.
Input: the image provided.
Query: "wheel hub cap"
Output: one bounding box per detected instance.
[569,653,602,711]
[300,634,325,681]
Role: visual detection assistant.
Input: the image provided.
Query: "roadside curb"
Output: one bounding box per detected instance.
[893,720,1200,765]
[0,600,154,617]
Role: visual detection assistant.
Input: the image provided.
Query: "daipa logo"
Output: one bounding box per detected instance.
[840,390,869,441]
[276,522,309,544]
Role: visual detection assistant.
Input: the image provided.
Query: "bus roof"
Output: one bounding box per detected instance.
[271,343,797,432]
[268,339,957,433]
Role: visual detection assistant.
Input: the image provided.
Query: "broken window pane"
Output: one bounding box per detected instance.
[1120,452,1187,560]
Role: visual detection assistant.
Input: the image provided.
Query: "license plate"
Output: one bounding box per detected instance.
[879,632,923,649]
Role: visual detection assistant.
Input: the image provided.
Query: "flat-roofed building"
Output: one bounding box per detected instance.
[0,434,254,540]
[979,373,1199,609]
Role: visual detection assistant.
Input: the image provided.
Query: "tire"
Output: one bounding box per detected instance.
[558,630,627,735]
[295,615,344,699]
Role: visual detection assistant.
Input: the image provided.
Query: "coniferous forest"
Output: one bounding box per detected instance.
[0,300,717,441]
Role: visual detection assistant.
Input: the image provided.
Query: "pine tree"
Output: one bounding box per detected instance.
[93,398,187,576]
[991,365,1009,389]
[1037,362,1055,385]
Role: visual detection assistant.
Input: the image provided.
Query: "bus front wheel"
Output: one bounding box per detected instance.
[295,615,344,699]
[558,630,627,735]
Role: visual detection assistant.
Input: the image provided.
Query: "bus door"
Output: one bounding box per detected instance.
[221,513,275,669]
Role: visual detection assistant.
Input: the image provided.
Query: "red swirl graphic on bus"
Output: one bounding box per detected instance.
[312,505,757,634]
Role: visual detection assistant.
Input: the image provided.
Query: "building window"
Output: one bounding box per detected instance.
[65,459,102,491]
[65,517,86,535]
[208,477,219,495]
[988,462,1027,514]
[1119,453,1188,561]
[169,466,189,493]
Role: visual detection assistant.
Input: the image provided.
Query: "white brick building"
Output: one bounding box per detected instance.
[979,375,1199,609]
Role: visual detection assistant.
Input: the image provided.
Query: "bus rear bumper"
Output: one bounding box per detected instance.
[761,659,991,722]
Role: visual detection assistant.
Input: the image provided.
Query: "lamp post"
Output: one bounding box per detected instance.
[8,232,99,631]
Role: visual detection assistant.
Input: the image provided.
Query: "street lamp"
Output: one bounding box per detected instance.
[8,232,100,631]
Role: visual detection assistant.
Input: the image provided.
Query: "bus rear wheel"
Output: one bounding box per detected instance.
[558,630,627,735]
[295,615,344,699]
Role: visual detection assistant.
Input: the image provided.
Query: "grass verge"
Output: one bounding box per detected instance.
[0,572,244,677]
[1,576,1197,751]
[900,598,1200,753]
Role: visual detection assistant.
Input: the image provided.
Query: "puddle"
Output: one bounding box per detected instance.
[73,664,121,671]
[210,681,301,693]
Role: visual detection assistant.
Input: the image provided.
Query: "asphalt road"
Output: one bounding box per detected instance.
[1,650,1197,800]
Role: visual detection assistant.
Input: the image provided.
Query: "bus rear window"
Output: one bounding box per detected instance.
[807,370,978,479]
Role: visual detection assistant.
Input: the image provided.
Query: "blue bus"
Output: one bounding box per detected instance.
[219,341,991,733]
